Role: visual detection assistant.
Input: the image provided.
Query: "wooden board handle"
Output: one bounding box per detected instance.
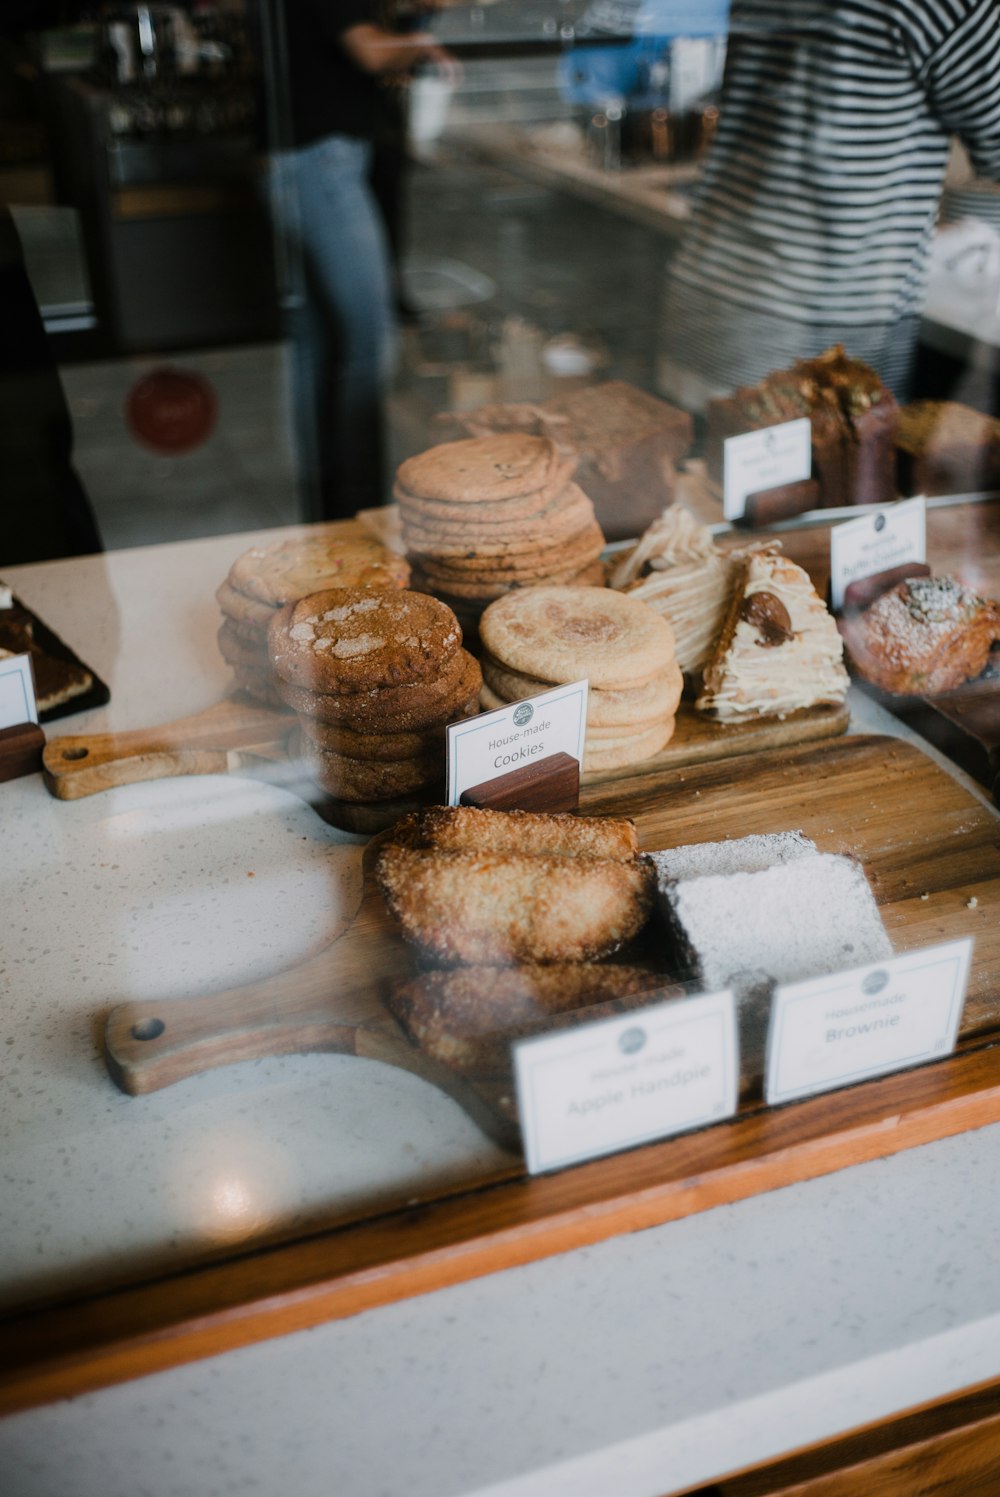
[105,989,361,1095]
[42,699,293,800]
[103,931,381,1096]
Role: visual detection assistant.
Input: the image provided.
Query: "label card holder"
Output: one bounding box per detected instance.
[0,652,38,729]
[723,418,812,520]
[515,988,738,1175]
[446,679,588,809]
[829,496,927,612]
[0,653,44,782]
[765,938,972,1107]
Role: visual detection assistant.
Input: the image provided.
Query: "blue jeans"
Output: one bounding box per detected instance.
[269,134,397,519]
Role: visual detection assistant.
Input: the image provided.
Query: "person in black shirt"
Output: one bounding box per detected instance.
[268,0,452,519]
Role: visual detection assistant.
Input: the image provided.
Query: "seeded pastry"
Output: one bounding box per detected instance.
[838,575,1000,696]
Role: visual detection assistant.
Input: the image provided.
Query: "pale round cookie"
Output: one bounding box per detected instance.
[583,718,676,771]
[395,456,577,524]
[402,502,600,560]
[409,519,604,579]
[217,618,268,670]
[481,654,683,728]
[229,529,410,607]
[480,587,676,690]
[216,578,280,631]
[268,588,462,693]
[396,433,558,504]
[585,712,676,743]
[299,694,478,762]
[410,560,604,608]
[277,648,482,733]
[296,733,443,803]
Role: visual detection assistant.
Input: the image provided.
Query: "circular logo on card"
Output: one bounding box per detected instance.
[874,513,886,533]
[125,367,218,454]
[862,970,889,995]
[513,702,534,726]
[619,1027,647,1055]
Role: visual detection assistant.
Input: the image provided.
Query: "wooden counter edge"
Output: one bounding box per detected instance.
[3,1038,1000,1417]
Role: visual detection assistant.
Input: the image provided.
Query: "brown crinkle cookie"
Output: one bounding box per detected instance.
[268,588,462,693]
[295,733,444,803]
[275,648,482,733]
[299,693,477,761]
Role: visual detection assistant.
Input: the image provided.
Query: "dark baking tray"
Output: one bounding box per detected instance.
[9,595,110,724]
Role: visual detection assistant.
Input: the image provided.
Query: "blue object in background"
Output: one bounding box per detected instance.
[561,0,730,108]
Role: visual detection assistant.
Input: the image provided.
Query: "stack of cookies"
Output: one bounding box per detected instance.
[394,433,606,631]
[217,525,410,707]
[478,586,682,773]
[267,587,482,803]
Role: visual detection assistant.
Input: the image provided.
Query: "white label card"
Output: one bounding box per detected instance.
[723,417,812,520]
[0,652,38,728]
[445,679,588,807]
[514,988,738,1175]
[829,497,926,611]
[765,939,972,1106]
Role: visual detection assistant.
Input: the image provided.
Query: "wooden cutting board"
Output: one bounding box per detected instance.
[42,689,849,823]
[103,734,1000,1148]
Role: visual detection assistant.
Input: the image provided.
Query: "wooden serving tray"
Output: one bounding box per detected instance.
[101,731,1000,1140]
[6,732,1000,1414]
[40,689,849,826]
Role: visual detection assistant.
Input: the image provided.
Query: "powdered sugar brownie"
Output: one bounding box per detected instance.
[268,588,462,693]
[480,585,676,689]
[230,529,410,606]
[395,433,559,504]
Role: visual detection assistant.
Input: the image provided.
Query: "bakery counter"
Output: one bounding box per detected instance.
[450,122,698,239]
[4,530,1000,1495]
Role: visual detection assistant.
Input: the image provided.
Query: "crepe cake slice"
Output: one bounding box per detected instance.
[610,506,738,676]
[696,544,848,721]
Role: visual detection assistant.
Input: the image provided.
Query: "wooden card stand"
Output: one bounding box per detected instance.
[460,751,580,813]
[0,722,45,782]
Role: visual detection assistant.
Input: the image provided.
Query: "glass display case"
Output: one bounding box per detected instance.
[2,4,1000,1487]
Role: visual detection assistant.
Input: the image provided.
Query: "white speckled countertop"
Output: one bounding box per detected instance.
[3,533,1000,1496]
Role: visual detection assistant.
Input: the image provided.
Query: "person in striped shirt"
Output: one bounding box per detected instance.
[658,0,1000,408]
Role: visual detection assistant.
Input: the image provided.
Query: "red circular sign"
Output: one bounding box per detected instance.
[125,367,218,454]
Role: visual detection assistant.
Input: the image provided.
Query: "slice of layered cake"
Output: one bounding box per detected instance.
[696,545,849,720]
